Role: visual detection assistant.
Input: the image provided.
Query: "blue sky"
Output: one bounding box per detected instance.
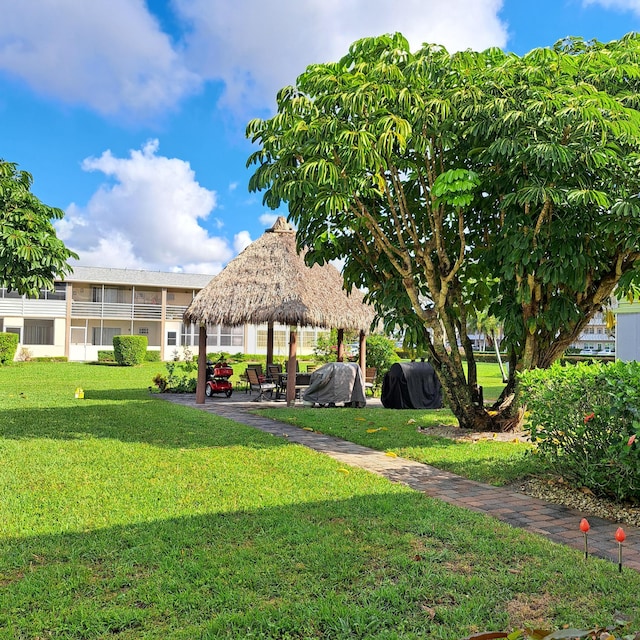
[0,0,638,274]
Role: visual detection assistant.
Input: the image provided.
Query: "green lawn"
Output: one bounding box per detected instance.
[258,361,539,487]
[255,406,542,486]
[1,362,639,639]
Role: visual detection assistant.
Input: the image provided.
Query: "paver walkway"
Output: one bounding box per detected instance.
[163,393,640,572]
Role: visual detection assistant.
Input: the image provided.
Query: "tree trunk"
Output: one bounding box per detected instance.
[491,330,508,383]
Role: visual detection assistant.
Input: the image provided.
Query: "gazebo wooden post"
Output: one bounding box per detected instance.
[266,322,274,366]
[286,326,298,406]
[337,328,345,362]
[359,329,366,373]
[196,323,207,405]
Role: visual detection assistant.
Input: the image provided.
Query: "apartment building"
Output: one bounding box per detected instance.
[0,266,326,361]
[616,299,640,362]
[573,310,616,355]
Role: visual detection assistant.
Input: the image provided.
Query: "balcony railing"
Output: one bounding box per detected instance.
[70,301,188,320]
[71,302,160,319]
[166,305,189,320]
[0,299,66,317]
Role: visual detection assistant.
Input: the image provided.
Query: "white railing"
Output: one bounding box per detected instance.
[0,299,66,317]
[71,302,162,319]
[166,305,188,320]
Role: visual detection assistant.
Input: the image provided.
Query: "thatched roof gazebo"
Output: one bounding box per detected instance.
[184,216,375,405]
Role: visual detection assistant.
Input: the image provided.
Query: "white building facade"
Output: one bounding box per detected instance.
[0,266,326,361]
[616,299,640,362]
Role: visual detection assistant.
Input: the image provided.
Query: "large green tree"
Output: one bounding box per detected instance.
[247,33,640,430]
[0,160,78,296]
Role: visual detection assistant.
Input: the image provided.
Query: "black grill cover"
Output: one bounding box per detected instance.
[381,362,442,409]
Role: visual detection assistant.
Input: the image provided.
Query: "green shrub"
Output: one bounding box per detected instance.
[366,334,400,384]
[112,335,148,366]
[32,356,68,362]
[97,350,116,363]
[0,332,19,364]
[151,360,197,393]
[519,361,640,503]
[144,350,161,362]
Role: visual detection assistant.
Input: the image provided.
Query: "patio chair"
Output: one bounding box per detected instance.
[266,363,282,381]
[364,367,378,396]
[246,366,276,401]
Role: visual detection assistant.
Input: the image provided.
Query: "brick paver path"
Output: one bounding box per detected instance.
[163,394,640,571]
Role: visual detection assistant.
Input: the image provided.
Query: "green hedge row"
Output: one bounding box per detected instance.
[519,361,640,503]
[0,332,19,365]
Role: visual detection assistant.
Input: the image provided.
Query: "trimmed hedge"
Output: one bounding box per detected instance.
[519,360,640,503]
[97,350,116,363]
[145,350,161,362]
[0,332,19,365]
[112,335,148,366]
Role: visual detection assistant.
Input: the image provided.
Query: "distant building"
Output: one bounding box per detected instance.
[0,266,326,361]
[571,310,616,355]
[616,299,640,362]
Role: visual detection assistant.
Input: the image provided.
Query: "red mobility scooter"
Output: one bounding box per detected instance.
[205,360,234,398]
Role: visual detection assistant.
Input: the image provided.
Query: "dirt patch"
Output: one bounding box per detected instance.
[418,425,530,443]
[504,593,555,629]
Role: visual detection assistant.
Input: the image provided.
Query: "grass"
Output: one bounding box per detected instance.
[257,361,541,487]
[1,362,640,638]
[254,406,542,486]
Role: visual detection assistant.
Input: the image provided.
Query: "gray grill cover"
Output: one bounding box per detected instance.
[381,361,442,409]
[303,362,366,407]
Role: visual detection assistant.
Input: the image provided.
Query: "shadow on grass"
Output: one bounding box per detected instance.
[0,397,287,449]
[2,491,637,639]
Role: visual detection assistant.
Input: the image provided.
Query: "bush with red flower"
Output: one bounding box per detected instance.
[519,360,640,503]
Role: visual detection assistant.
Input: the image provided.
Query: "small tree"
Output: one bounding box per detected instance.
[247,33,640,430]
[113,336,148,366]
[0,160,78,296]
[0,332,19,365]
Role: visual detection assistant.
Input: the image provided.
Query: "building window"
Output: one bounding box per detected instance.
[256,329,287,350]
[92,327,122,346]
[167,331,177,346]
[38,283,66,300]
[180,324,244,348]
[92,287,132,304]
[138,327,149,335]
[0,288,23,299]
[23,319,54,345]
[219,325,243,347]
[181,324,195,346]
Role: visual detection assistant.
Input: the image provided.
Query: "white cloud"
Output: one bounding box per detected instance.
[0,0,508,118]
[57,140,233,274]
[258,212,281,229]
[233,230,253,253]
[0,0,200,117]
[582,0,640,13]
[176,0,508,112]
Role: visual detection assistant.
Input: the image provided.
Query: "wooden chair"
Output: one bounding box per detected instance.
[267,363,282,381]
[246,367,276,401]
[364,367,378,396]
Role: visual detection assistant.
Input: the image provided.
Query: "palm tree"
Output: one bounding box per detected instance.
[473,310,508,383]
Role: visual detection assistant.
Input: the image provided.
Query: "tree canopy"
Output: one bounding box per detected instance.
[247,33,640,429]
[0,160,78,296]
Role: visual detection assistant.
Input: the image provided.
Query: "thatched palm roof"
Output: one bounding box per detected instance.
[184,217,374,331]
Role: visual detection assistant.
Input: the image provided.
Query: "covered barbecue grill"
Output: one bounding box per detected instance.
[303,362,367,407]
[381,361,442,409]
